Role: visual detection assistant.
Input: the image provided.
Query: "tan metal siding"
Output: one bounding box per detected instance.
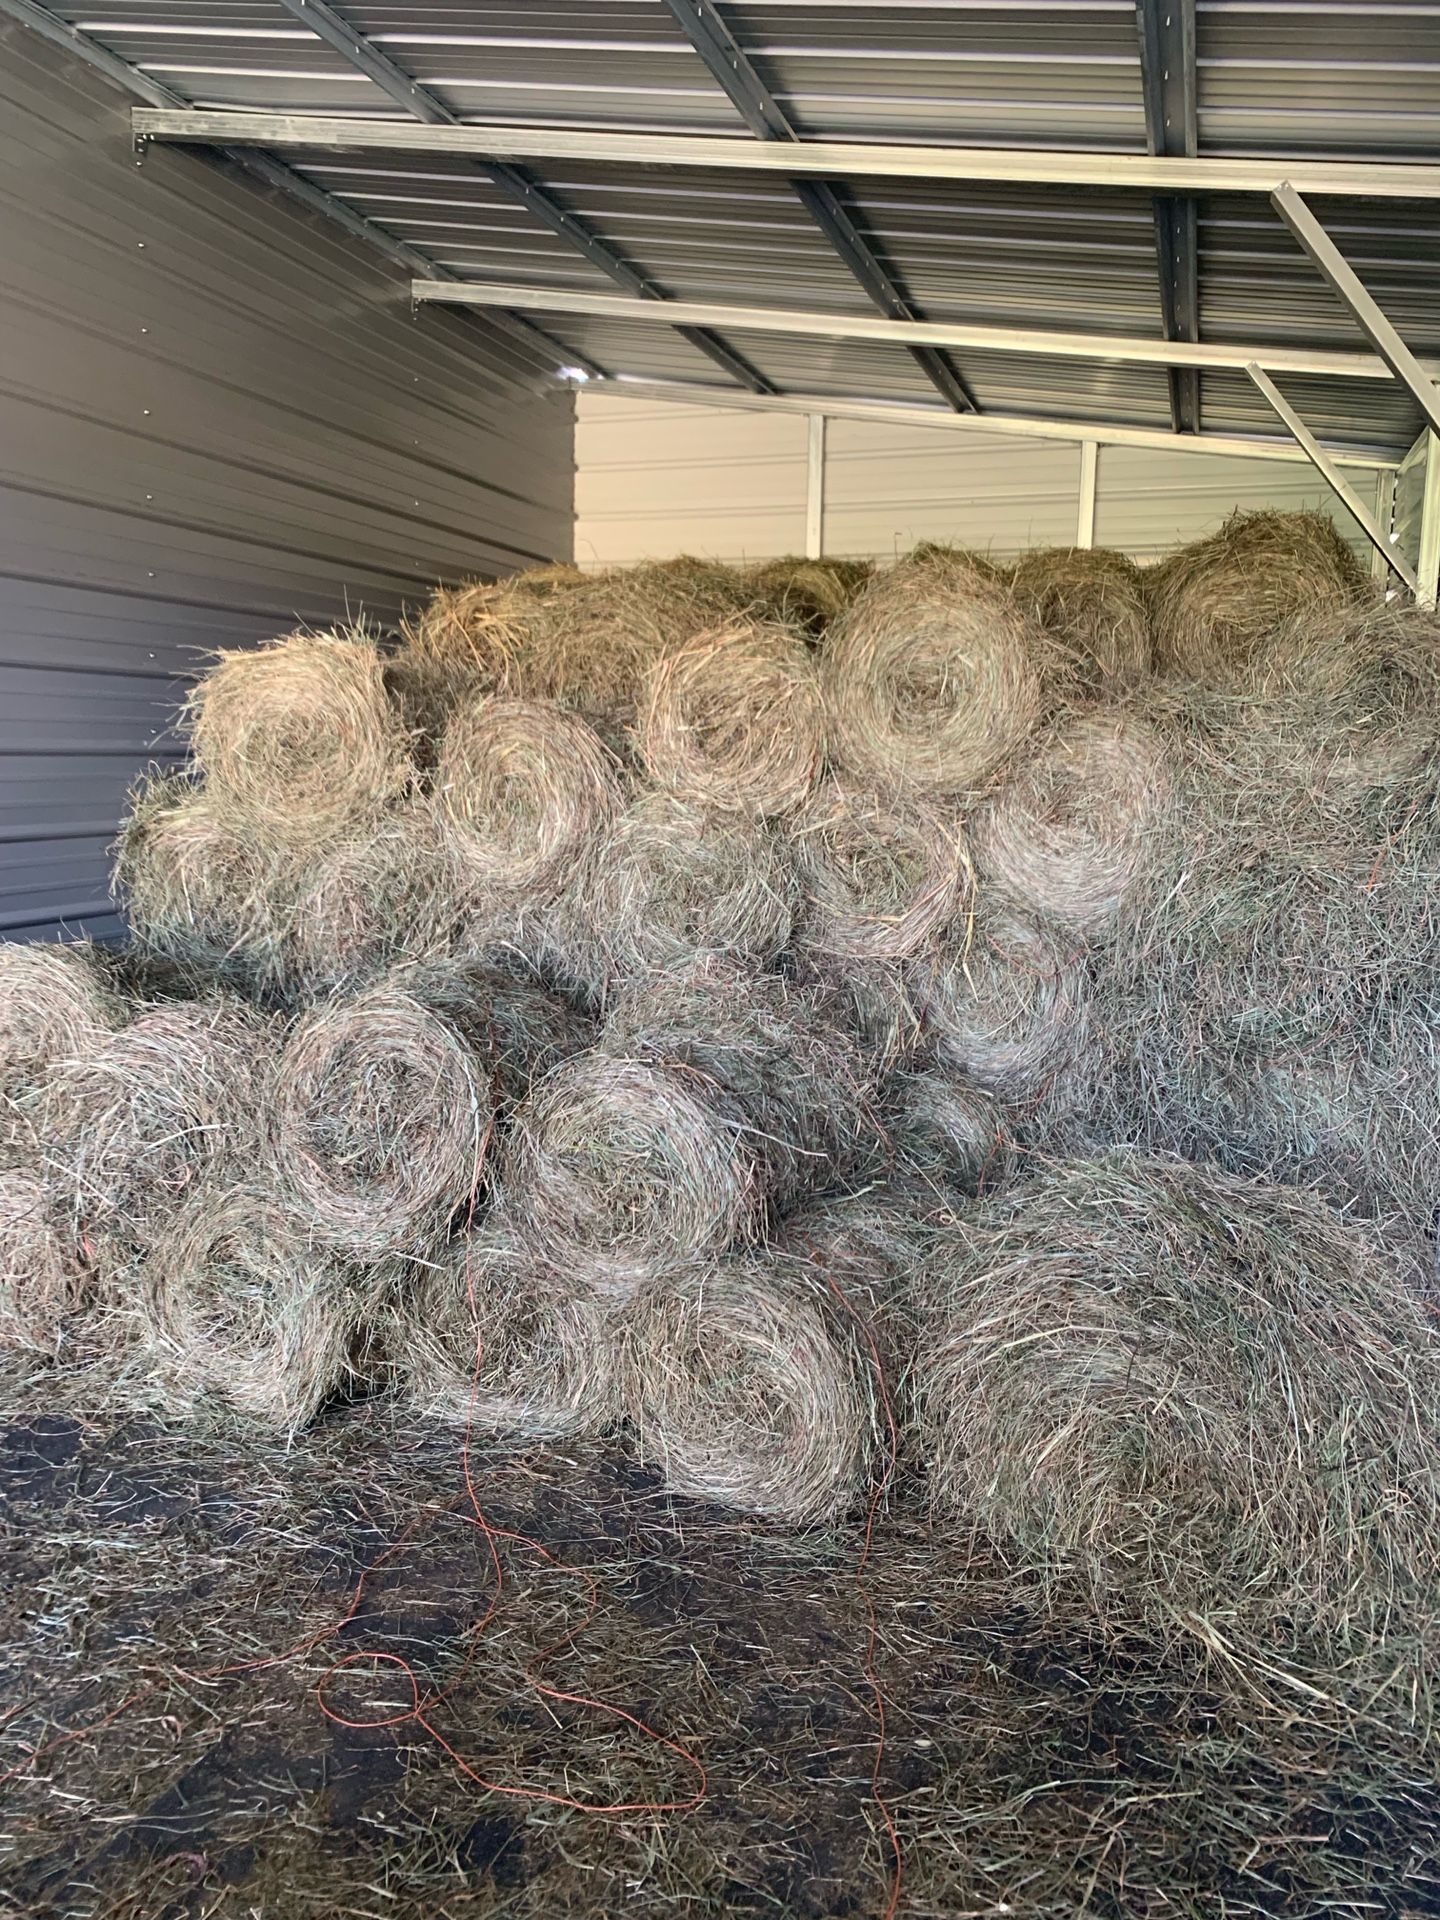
[1,26,574,941]
[576,394,1380,574]
[575,401,807,567]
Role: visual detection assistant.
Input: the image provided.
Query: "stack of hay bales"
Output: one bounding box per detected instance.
[10,506,1440,1681]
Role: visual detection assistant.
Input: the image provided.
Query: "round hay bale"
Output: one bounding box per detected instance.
[498,1052,759,1298]
[434,693,622,896]
[282,803,457,997]
[637,615,824,815]
[914,1153,1440,1625]
[275,980,497,1255]
[623,1250,876,1523]
[1009,546,1152,687]
[603,955,879,1205]
[1149,509,1370,683]
[909,901,1089,1101]
[970,705,1169,936]
[401,578,537,702]
[744,556,874,637]
[113,771,290,988]
[45,997,277,1246]
[0,941,124,1162]
[455,894,609,1022]
[398,1224,617,1439]
[138,1179,372,1429]
[581,791,795,979]
[790,949,924,1072]
[790,780,971,961]
[1241,600,1440,796]
[882,1065,1009,1196]
[0,1170,79,1355]
[513,560,755,753]
[391,954,596,1108]
[775,1189,930,1380]
[186,627,413,839]
[824,547,1046,795]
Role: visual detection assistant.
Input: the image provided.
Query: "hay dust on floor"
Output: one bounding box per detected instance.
[0,1368,1436,1920]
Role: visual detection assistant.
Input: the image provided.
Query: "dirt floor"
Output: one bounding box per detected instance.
[1,1367,1437,1920]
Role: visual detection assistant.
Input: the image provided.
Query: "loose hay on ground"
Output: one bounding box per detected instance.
[435,694,623,897]
[1009,546,1152,687]
[971,704,1169,935]
[186,627,413,839]
[398,1224,617,1439]
[914,1152,1440,1651]
[623,1250,877,1524]
[137,1179,372,1429]
[824,549,1046,795]
[1149,508,1371,684]
[637,615,824,815]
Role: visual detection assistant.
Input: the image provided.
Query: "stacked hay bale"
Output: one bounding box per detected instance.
[5,506,1439,1661]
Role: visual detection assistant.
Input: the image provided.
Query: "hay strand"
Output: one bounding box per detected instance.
[1009,546,1152,687]
[1149,509,1370,683]
[274,979,495,1255]
[45,997,277,1247]
[137,1179,373,1429]
[0,941,124,1163]
[498,1051,759,1297]
[435,693,622,896]
[581,791,795,979]
[910,900,1089,1100]
[790,780,971,961]
[0,1171,78,1355]
[914,1152,1440,1631]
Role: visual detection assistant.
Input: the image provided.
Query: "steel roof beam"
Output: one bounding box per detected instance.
[1136,0,1200,435]
[586,376,1399,469]
[1246,364,1416,588]
[271,0,772,394]
[1273,183,1440,441]
[131,112,1440,198]
[411,281,1431,382]
[659,0,976,413]
[0,0,597,377]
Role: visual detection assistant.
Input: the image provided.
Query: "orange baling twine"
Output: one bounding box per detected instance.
[3,1096,707,1822]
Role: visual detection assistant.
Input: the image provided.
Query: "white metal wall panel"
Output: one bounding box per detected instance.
[822,420,1083,562]
[1,27,575,942]
[574,400,808,567]
[1092,448,1375,561]
[577,393,1385,577]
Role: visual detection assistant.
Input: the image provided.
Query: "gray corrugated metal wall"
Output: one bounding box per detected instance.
[0,27,575,942]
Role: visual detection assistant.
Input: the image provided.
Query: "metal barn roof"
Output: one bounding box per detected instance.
[6,0,1440,472]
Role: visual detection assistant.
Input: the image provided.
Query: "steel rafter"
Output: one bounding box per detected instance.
[272,0,772,394]
[1136,0,1201,434]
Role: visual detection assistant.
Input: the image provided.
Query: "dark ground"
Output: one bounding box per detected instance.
[1,1371,1437,1920]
